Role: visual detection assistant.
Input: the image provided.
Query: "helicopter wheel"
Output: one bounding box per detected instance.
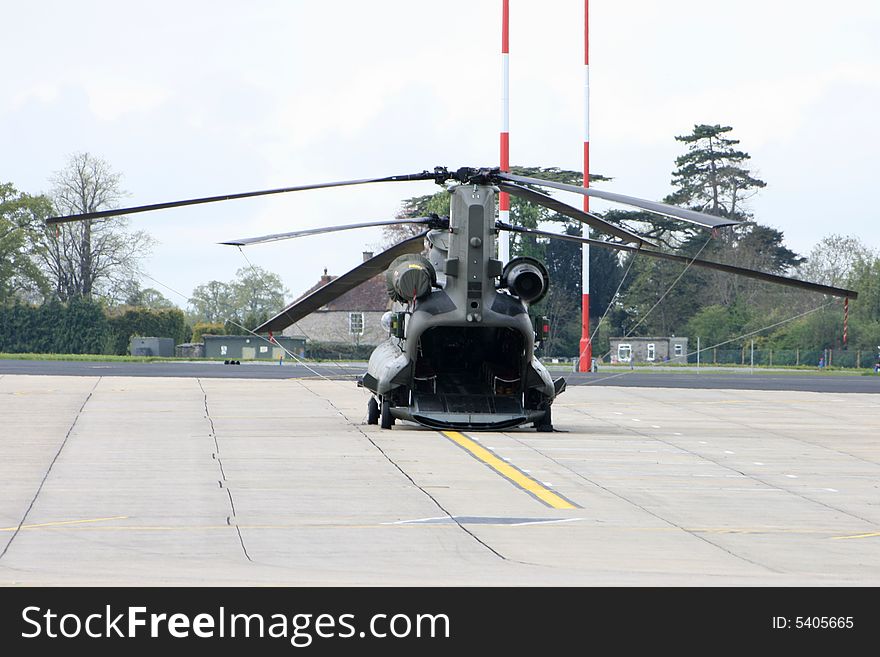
[367,397,380,425]
[534,406,553,432]
[380,396,394,429]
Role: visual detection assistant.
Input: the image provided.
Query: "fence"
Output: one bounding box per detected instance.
[685,347,874,369]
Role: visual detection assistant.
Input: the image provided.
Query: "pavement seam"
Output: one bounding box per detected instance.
[294,379,523,565]
[0,377,101,562]
[197,378,253,563]
[363,429,511,562]
[621,386,879,526]
[525,414,781,575]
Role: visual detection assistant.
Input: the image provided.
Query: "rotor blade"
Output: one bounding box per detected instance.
[498,223,858,299]
[254,231,429,333]
[498,172,739,229]
[45,171,437,225]
[497,182,657,247]
[220,216,444,247]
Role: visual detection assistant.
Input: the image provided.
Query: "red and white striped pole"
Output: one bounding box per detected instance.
[499,0,511,263]
[578,0,592,371]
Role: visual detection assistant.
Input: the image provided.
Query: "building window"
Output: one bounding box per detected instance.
[647,343,656,361]
[349,312,364,336]
[617,344,632,362]
[674,343,683,357]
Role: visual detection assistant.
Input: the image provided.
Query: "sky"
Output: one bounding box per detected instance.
[2,0,878,308]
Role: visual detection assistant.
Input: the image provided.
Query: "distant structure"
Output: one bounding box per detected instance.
[175,342,205,358]
[129,336,175,357]
[203,335,305,360]
[608,337,689,365]
[282,252,390,347]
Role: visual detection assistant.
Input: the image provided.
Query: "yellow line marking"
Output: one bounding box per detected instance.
[831,531,880,540]
[441,431,577,509]
[0,516,128,532]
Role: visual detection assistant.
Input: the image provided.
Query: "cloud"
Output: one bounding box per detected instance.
[85,79,170,121]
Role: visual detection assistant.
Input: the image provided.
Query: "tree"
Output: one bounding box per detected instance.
[0,183,52,304]
[122,283,177,310]
[191,321,226,343]
[231,266,288,324]
[666,124,766,220]
[844,255,880,350]
[188,280,235,324]
[685,303,755,350]
[682,223,803,307]
[797,234,875,288]
[35,152,154,302]
[616,252,706,337]
[603,124,811,344]
[187,266,288,331]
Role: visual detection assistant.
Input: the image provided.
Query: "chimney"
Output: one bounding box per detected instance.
[321,267,331,283]
[362,251,374,262]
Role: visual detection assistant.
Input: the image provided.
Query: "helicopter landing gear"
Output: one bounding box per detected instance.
[367,397,380,425]
[380,395,395,429]
[534,406,553,432]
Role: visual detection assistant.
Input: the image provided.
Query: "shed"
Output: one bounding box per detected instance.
[203,335,305,360]
[129,336,175,357]
[175,342,205,358]
[608,337,689,365]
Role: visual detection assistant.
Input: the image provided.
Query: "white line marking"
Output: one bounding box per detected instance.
[824,488,839,493]
[673,433,683,436]
[631,418,641,422]
[754,462,764,466]
[724,450,735,455]
[651,425,661,429]
[387,516,449,525]
[510,518,583,527]
[785,474,798,479]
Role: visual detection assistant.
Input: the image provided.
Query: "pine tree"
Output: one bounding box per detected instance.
[666,124,766,220]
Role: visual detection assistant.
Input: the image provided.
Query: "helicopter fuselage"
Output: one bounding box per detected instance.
[361,183,563,430]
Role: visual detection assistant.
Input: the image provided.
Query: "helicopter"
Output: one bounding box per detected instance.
[46,165,859,432]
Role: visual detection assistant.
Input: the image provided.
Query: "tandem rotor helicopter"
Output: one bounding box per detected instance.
[47,166,858,432]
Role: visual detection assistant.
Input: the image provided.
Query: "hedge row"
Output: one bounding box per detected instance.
[0,299,188,355]
[305,341,375,361]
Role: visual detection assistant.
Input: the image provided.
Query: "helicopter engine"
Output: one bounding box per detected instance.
[501,257,549,304]
[385,254,436,302]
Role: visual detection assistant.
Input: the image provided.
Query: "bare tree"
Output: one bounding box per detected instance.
[797,234,875,288]
[36,152,154,302]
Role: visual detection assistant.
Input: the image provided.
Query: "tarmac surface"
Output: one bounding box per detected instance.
[1,367,878,585]
[2,358,880,393]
